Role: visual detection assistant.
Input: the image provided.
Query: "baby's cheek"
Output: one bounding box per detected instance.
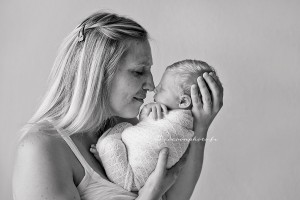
[155,96,165,105]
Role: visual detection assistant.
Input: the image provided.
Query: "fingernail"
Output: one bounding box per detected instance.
[203,72,208,77]
[209,72,214,76]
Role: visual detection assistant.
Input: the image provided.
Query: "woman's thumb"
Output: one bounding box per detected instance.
[156,147,169,174]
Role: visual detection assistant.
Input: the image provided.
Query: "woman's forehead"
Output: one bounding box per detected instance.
[124,40,153,68]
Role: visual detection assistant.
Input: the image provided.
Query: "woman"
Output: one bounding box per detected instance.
[13,12,223,200]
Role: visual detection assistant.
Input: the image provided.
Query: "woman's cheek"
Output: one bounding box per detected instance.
[122,103,140,118]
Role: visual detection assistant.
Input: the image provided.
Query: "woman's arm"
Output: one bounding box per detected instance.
[166,72,224,200]
[13,132,81,200]
[164,136,206,200]
[136,147,189,200]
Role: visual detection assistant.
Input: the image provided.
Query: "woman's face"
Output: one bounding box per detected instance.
[109,40,155,118]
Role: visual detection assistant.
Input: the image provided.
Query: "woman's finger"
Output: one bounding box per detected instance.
[190,84,203,109]
[203,72,221,111]
[199,73,212,112]
[209,72,224,96]
[209,72,223,91]
[156,148,169,176]
[209,72,224,110]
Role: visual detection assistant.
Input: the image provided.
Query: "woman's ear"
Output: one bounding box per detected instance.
[179,95,192,109]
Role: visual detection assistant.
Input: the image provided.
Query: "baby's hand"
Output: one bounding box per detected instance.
[139,102,168,121]
[90,144,101,162]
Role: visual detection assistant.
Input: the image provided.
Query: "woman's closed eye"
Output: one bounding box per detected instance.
[133,71,144,76]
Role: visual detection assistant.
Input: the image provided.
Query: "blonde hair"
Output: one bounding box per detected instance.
[166,59,218,96]
[23,12,148,136]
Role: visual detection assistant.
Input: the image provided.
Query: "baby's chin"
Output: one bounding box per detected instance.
[153,98,160,104]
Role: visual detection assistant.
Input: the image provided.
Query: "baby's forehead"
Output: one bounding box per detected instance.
[161,70,179,82]
[163,69,198,89]
[159,70,183,88]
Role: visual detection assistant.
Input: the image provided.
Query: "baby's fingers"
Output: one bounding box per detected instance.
[156,104,167,119]
[151,106,158,120]
[142,106,152,117]
[90,144,101,162]
[160,104,168,115]
[154,104,161,120]
[90,144,98,154]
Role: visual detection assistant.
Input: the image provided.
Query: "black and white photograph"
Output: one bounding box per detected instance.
[1,0,299,199]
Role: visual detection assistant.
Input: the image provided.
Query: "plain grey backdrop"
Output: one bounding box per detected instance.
[1,0,299,199]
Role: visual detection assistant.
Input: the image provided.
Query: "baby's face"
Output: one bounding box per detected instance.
[154,70,180,109]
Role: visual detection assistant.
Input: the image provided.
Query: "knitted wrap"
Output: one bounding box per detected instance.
[96,109,194,191]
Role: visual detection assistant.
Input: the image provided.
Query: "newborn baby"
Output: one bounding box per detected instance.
[91,59,216,192]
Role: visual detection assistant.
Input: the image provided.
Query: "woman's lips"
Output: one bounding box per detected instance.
[133,97,144,103]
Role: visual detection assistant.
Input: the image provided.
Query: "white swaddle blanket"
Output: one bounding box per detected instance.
[96,109,194,192]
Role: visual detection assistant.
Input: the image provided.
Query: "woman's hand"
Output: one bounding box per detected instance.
[163,72,223,200]
[139,103,168,121]
[137,146,190,200]
[191,72,224,136]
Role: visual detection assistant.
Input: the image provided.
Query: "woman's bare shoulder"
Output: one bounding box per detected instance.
[17,128,66,153]
[13,129,80,200]
[15,127,75,175]
[15,128,72,173]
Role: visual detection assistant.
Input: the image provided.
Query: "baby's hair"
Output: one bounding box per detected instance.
[166,59,217,96]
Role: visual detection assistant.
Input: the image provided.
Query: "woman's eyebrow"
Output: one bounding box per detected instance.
[137,60,152,66]
[134,64,151,71]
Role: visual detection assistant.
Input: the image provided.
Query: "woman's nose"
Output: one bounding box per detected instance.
[143,73,155,91]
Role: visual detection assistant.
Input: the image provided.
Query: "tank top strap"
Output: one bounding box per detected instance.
[59,131,94,175]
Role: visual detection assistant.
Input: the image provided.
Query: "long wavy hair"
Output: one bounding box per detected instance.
[23,11,148,136]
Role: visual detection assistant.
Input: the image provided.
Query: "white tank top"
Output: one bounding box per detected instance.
[60,133,139,200]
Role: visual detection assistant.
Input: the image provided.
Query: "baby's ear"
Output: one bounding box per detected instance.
[179,95,192,109]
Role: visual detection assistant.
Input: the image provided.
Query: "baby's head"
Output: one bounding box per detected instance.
[154,59,217,110]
